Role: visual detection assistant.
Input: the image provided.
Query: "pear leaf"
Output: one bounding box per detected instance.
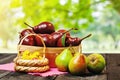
[61,34,66,47]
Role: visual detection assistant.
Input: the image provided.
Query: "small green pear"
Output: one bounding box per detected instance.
[87,53,106,74]
[69,53,87,75]
[55,48,73,72]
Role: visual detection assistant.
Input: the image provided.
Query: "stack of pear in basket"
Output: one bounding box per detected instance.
[14,34,50,73]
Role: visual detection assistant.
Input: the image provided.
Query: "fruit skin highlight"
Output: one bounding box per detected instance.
[87,53,106,74]
[55,48,73,72]
[68,53,87,75]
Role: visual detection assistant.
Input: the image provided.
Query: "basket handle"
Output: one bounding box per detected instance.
[18,33,46,59]
[79,44,82,53]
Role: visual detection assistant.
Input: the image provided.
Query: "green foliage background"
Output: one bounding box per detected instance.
[10,0,93,30]
[0,0,120,52]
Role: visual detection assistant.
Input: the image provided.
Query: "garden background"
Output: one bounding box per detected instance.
[0,0,120,53]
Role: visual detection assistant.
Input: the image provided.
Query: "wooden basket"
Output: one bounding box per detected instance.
[14,34,50,73]
[18,45,81,68]
[17,34,82,68]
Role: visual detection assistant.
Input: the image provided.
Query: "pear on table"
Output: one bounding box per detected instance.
[68,52,87,75]
[55,48,73,72]
[87,53,106,74]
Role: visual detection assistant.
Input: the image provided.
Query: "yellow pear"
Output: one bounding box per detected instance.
[69,52,87,75]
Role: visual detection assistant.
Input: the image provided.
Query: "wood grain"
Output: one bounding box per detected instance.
[0,54,119,80]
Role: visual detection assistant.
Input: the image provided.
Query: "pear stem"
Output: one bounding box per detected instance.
[80,34,92,41]
[69,45,75,54]
[24,22,33,28]
[79,45,82,53]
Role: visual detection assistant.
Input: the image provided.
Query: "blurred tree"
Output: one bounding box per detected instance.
[110,0,120,13]
[100,8,120,49]
[0,0,106,49]
[0,0,17,48]
[86,7,120,49]
[10,0,101,30]
[1,0,120,51]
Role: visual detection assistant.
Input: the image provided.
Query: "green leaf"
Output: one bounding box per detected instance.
[61,34,66,47]
[10,0,21,8]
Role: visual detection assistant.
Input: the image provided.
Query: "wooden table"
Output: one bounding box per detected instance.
[0,53,120,80]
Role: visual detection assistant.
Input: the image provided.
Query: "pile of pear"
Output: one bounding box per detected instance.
[55,48,106,75]
[19,21,92,47]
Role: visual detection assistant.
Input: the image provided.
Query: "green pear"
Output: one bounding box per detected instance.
[87,53,106,74]
[69,53,87,75]
[55,48,73,72]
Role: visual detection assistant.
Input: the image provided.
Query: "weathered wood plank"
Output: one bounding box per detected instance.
[0,54,120,80]
[0,71,56,80]
[0,54,16,64]
[0,71,11,79]
[106,54,120,80]
[55,73,107,80]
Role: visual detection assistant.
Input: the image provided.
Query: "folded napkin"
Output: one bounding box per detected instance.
[0,63,67,77]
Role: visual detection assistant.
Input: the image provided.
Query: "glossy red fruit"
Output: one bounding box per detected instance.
[51,28,77,46]
[66,37,80,46]
[51,32,63,46]
[34,34,43,46]
[24,22,55,34]
[19,29,34,39]
[41,34,55,47]
[21,35,35,46]
[57,35,66,47]
[66,34,92,46]
[35,34,55,47]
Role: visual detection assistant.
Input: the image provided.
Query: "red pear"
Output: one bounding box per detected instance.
[35,34,55,47]
[19,29,34,39]
[66,34,92,46]
[20,35,35,46]
[51,28,78,46]
[66,37,80,46]
[24,22,55,34]
[57,35,66,47]
[69,53,87,75]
